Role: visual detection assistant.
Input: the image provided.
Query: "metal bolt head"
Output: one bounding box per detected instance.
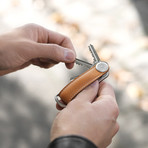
[96,61,109,72]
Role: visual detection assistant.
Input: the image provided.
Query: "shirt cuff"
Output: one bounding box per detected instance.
[48,135,97,148]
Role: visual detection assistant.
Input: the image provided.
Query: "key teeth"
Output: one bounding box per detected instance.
[75,61,83,66]
[88,45,97,64]
[75,58,92,68]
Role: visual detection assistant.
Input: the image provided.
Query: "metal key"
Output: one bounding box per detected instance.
[75,44,99,67]
[55,44,110,108]
[75,58,92,69]
[75,44,109,82]
[75,44,101,67]
[89,44,100,65]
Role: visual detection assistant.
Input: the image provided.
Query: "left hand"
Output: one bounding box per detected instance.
[0,23,76,76]
[50,81,119,148]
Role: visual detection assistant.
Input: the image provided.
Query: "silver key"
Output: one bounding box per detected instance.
[75,58,92,69]
[75,44,109,81]
[88,44,100,65]
[55,44,109,108]
[75,44,100,68]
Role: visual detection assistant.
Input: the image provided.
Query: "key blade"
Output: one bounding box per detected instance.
[89,44,100,64]
[75,58,92,69]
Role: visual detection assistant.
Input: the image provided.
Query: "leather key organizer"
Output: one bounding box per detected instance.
[55,45,109,108]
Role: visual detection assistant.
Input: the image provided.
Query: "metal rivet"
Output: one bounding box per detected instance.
[96,62,109,72]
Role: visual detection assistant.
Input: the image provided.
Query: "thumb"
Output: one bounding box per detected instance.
[29,43,75,63]
[74,81,99,103]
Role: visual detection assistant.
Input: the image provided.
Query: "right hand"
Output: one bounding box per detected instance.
[50,81,119,148]
[0,23,76,76]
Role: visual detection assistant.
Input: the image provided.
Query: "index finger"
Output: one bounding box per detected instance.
[46,30,76,69]
[47,30,75,52]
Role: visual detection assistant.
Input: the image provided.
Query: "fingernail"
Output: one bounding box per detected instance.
[64,50,75,61]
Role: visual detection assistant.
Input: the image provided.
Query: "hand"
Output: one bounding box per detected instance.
[0,23,76,75]
[50,81,119,148]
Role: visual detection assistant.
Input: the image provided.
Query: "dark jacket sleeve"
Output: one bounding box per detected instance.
[48,135,97,148]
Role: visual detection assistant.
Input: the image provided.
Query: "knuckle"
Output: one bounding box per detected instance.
[20,23,40,35]
[116,122,120,132]
[63,35,71,43]
[112,122,120,137]
[22,23,36,29]
[106,97,119,118]
[27,23,38,28]
[113,103,119,118]
[61,35,73,47]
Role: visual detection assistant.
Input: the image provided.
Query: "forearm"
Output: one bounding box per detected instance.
[48,135,98,148]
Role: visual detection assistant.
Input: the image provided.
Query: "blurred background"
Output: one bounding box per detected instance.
[0,0,148,148]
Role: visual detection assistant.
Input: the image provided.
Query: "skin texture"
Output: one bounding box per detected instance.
[0,23,76,75]
[0,24,119,148]
[50,81,119,148]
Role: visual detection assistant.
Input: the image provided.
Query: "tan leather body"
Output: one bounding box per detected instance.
[58,65,109,104]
